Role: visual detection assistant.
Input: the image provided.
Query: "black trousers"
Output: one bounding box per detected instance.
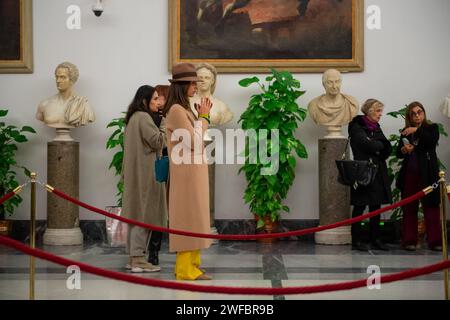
[147,231,162,253]
[351,205,381,243]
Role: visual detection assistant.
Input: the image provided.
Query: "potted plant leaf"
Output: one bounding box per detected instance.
[105,113,128,247]
[0,109,35,236]
[106,113,126,206]
[238,69,308,241]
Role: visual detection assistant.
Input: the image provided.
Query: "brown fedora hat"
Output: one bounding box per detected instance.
[169,62,201,83]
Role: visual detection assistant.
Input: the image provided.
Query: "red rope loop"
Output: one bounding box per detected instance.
[0,235,449,295]
[0,191,16,206]
[48,187,426,240]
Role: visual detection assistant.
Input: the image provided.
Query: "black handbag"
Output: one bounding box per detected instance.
[335,138,378,190]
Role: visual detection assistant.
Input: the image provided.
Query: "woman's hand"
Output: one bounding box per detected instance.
[401,144,414,154]
[195,97,212,115]
[401,127,418,136]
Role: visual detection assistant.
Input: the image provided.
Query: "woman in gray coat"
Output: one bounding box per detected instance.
[122,85,168,273]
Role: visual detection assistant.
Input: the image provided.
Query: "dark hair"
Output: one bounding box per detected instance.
[125,85,155,125]
[405,101,431,128]
[162,82,192,116]
[155,85,170,100]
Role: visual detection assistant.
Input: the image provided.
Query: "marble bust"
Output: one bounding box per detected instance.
[440,94,450,117]
[308,69,359,138]
[36,62,95,141]
[190,62,234,126]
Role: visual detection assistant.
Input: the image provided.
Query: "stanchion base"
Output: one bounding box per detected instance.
[211,227,219,245]
[315,226,351,245]
[43,228,83,246]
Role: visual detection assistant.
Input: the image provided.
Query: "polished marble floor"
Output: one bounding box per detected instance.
[0,240,448,300]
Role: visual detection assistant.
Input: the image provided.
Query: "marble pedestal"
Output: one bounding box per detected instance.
[315,138,351,245]
[206,140,218,244]
[43,141,83,246]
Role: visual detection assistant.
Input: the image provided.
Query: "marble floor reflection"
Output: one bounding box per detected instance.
[0,240,447,300]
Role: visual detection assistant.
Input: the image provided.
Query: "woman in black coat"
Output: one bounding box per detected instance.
[396,101,442,251]
[348,99,392,251]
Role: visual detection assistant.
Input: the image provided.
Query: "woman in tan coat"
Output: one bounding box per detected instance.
[163,63,213,280]
[122,85,167,273]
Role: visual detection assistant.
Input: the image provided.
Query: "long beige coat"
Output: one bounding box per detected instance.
[122,111,168,228]
[166,104,212,252]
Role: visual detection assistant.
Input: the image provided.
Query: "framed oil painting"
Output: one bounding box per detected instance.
[0,0,33,74]
[169,0,364,73]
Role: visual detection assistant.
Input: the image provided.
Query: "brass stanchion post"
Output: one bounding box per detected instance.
[29,172,36,300]
[439,171,449,300]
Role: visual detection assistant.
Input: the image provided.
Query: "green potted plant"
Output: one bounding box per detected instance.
[386,106,448,243]
[238,69,308,240]
[106,113,126,206]
[0,109,35,236]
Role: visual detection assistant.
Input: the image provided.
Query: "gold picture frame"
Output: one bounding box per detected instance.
[0,0,33,74]
[169,0,364,73]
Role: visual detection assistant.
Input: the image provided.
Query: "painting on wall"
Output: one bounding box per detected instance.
[169,0,364,73]
[0,0,33,74]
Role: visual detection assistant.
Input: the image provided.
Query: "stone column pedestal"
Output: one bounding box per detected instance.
[315,138,351,245]
[43,141,83,246]
[206,140,218,244]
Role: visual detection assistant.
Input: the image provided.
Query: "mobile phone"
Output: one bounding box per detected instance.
[402,138,410,145]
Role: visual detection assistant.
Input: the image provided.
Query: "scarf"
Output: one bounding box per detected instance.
[362,116,379,132]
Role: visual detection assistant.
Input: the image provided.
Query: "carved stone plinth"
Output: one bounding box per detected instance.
[43,141,83,245]
[315,138,351,245]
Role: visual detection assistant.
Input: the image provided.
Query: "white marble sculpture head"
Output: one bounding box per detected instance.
[196,62,217,95]
[36,61,95,141]
[440,94,450,118]
[307,68,359,138]
[322,69,342,97]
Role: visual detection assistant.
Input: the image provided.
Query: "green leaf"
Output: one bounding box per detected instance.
[0,110,8,117]
[256,219,265,229]
[13,135,27,143]
[266,117,280,129]
[287,156,296,169]
[437,123,448,137]
[21,126,36,134]
[239,77,260,88]
[295,142,308,159]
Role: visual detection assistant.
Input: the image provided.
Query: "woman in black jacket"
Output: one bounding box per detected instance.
[396,101,442,251]
[348,99,392,251]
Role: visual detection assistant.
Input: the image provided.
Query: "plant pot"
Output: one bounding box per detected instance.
[255,215,279,244]
[0,220,13,237]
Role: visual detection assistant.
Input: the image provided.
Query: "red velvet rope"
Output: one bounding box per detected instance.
[1,234,449,295]
[50,187,426,240]
[0,191,15,206]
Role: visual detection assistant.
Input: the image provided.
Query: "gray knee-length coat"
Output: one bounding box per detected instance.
[166,104,212,252]
[122,111,168,228]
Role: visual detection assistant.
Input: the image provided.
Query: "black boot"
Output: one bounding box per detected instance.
[371,239,389,251]
[147,231,162,265]
[369,213,388,251]
[148,250,159,266]
[351,206,370,251]
[352,241,370,251]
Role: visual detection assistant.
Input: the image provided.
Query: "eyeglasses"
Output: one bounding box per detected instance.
[410,110,424,117]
